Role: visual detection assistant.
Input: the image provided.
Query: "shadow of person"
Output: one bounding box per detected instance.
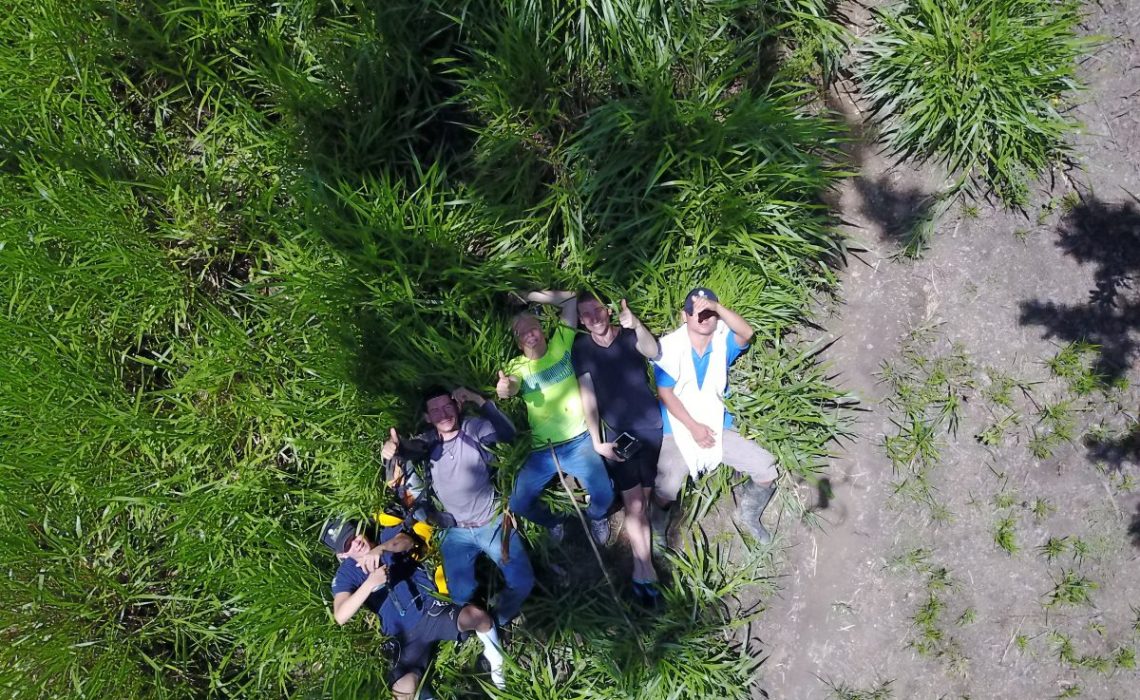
[1129,502,1140,549]
[1018,193,1140,384]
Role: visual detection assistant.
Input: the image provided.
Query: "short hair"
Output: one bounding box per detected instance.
[511,311,540,333]
[421,385,452,412]
[576,290,606,306]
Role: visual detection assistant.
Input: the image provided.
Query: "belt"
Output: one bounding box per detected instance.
[453,514,495,529]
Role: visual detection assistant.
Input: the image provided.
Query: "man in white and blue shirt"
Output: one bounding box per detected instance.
[652,287,780,544]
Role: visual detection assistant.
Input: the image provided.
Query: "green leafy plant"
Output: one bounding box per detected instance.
[0,0,853,696]
[994,516,1019,555]
[825,678,896,700]
[1046,570,1098,608]
[862,0,1094,206]
[1038,536,1068,562]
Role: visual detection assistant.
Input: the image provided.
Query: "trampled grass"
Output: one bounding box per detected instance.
[0,0,852,697]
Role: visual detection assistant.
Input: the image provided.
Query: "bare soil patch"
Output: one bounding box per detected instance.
[755,1,1140,698]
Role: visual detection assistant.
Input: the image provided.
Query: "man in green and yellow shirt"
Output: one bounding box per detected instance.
[497,291,615,545]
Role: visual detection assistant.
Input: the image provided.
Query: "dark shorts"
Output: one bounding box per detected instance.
[388,600,469,684]
[603,425,663,492]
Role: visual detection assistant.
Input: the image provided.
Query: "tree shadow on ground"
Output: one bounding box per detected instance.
[1082,421,1140,472]
[1019,194,1140,383]
[853,171,937,248]
[822,88,936,253]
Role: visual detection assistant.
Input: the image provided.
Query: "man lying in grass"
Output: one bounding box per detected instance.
[573,291,664,607]
[651,288,780,544]
[498,291,615,546]
[382,385,534,629]
[323,517,506,698]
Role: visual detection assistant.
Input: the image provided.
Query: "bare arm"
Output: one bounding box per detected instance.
[378,533,415,553]
[525,290,577,327]
[633,323,659,360]
[332,567,388,625]
[659,385,716,448]
[713,302,754,347]
[621,303,660,361]
[578,372,621,461]
[357,532,418,573]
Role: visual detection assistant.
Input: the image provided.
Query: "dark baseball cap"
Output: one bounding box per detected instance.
[683,287,719,314]
[320,517,360,554]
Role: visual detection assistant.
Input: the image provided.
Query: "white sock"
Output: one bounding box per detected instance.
[476,627,505,687]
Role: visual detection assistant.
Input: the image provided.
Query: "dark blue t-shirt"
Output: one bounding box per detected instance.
[330,526,435,636]
[572,327,662,431]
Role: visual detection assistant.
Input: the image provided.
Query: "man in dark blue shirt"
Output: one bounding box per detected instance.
[323,518,506,699]
[572,292,663,606]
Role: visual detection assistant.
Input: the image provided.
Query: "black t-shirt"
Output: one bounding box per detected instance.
[572,327,662,431]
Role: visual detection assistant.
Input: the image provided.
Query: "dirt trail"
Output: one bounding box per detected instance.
[757,2,1140,698]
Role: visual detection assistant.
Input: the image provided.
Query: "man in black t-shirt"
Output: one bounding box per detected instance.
[572,292,663,606]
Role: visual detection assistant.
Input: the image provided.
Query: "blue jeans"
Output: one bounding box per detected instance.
[509,431,615,529]
[439,515,534,626]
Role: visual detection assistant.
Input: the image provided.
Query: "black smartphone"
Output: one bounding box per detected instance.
[613,432,641,460]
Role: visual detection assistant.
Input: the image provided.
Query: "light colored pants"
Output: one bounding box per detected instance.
[654,429,778,502]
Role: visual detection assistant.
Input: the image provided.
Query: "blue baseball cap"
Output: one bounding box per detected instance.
[320,517,360,554]
[683,287,719,314]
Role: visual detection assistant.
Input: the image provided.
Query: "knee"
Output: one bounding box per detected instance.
[391,673,419,700]
[458,604,492,633]
[624,491,647,516]
[654,476,682,505]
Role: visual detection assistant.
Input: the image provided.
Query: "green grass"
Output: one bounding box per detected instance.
[993,516,1019,555]
[0,0,851,697]
[1038,536,1069,562]
[861,0,1094,206]
[879,335,976,517]
[824,678,895,700]
[1045,570,1098,608]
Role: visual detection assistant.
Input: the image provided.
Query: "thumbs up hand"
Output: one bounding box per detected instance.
[496,370,516,399]
[381,428,400,461]
[618,299,640,330]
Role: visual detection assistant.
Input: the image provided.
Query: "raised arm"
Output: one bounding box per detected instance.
[618,298,660,360]
[356,531,418,573]
[712,301,754,347]
[525,290,578,327]
[452,386,517,444]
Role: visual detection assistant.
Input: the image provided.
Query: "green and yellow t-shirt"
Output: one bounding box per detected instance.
[505,325,587,447]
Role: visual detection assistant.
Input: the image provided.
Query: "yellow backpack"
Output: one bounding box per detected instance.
[373,511,449,595]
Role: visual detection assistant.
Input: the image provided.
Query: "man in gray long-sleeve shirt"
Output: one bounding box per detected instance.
[383,386,534,627]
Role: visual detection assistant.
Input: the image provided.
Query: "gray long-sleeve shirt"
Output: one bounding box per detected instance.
[412,401,516,527]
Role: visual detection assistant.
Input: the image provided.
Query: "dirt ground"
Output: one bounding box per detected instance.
[753,1,1140,698]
